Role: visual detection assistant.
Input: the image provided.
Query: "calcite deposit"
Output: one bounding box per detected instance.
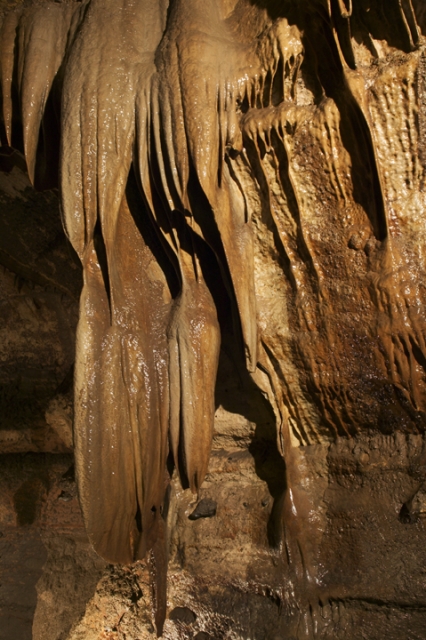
[2,0,426,638]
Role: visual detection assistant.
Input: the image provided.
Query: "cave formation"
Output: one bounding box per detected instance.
[2,0,426,638]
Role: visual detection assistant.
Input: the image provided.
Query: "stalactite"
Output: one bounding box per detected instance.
[2,0,426,634]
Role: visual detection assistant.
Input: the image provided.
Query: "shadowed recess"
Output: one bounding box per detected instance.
[2,0,426,634]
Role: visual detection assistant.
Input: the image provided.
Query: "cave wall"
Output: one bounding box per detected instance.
[2,1,426,639]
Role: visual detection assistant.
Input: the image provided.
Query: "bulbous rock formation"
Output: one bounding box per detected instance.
[2,0,426,633]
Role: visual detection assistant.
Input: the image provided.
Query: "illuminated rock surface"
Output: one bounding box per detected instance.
[2,0,426,638]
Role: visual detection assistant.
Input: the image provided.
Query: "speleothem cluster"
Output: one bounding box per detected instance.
[2,0,426,632]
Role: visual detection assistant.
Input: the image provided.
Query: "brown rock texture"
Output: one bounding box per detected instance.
[0,454,105,640]
[0,155,80,452]
[2,1,426,639]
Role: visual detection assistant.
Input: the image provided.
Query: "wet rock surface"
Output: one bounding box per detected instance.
[3,408,426,639]
[2,1,426,639]
[0,454,105,640]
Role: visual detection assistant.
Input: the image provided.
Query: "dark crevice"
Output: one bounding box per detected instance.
[304,8,345,98]
[331,0,356,69]
[271,56,284,106]
[262,68,273,107]
[135,503,143,533]
[126,168,180,299]
[409,336,426,375]
[242,135,298,294]
[55,364,74,395]
[355,0,415,53]
[337,95,387,241]
[33,80,61,191]
[186,155,248,361]
[402,0,420,46]
[177,404,190,491]
[215,332,287,550]
[270,128,322,287]
[93,218,111,308]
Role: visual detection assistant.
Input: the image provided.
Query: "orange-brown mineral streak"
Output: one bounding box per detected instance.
[16,3,75,184]
[61,0,170,563]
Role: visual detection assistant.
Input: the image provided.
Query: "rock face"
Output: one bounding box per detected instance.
[0,159,80,453]
[2,0,426,638]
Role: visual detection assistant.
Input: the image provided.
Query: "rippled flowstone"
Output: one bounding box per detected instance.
[2,1,426,639]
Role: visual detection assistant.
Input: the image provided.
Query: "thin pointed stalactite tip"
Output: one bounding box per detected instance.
[3,0,426,631]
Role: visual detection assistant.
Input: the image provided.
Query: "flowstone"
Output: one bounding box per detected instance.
[2,1,426,637]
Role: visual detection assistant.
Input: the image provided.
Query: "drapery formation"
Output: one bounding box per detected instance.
[2,0,426,622]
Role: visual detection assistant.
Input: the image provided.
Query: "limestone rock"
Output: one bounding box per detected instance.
[2,1,426,639]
